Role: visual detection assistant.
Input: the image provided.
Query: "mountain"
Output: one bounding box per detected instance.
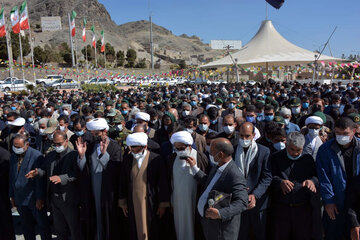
[2,0,220,66]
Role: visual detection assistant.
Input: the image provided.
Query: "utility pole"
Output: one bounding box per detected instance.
[224,44,233,82]
[149,15,154,70]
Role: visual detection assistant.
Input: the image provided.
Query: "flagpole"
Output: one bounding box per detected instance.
[3,7,14,79]
[93,20,97,69]
[68,13,75,67]
[103,31,106,70]
[26,12,36,82]
[18,33,25,80]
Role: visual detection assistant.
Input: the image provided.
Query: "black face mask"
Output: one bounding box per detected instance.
[94,135,103,144]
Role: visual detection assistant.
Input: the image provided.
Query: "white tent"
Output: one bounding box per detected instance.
[201,20,342,68]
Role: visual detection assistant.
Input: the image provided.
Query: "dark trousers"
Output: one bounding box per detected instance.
[323,207,346,240]
[17,204,51,240]
[272,203,312,240]
[51,194,80,240]
[238,209,267,240]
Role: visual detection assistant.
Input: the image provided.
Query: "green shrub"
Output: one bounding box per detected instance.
[81,83,117,93]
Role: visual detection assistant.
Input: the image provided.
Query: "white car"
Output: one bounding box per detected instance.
[88,78,113,85]
[0,79,36,92]
[36,75,64,86]
[51,79,79,89]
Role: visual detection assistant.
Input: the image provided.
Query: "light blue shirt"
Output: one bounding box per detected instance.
[192,160,231,217]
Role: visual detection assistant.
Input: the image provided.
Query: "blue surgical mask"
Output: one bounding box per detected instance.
[302,103,309,109]
[287,151,302,161]
[198,124,209,132]
[274,142,286,151]
[229,94,233,98]
[75,130,84,136]
[229,103,235,109]
[264,115,274,122]
[210,119,217,125]
[332,104,340,108]
[121,110,128,115]
[190,101,197,107]
[246,116,256,123]
[11,106,16,111]
[28,118,34,123]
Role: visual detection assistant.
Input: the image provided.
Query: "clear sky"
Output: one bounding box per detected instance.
[99,0,359,58]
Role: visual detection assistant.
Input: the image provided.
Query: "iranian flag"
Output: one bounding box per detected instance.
[20,0,29,30]
[0,8,6,37]
[70,10,76,37]
[91,25,96,48]
[10,6,20,34]
[100,30,105,53]
[82,18,87,42]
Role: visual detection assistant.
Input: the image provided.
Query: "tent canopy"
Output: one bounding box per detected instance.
[201,20,342,68]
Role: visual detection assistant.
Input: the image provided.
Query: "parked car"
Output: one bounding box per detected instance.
[50,79,78,89]
[0,77,19,85]
[36,75,64,86]
[0,79,36,92]
[87,78,113,85]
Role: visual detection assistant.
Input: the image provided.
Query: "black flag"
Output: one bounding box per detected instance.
[266,0,285,9]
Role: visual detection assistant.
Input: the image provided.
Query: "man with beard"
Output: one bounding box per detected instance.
[76,118,122,240]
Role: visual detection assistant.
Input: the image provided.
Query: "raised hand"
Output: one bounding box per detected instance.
[100,137,110,155]
[76,137,87,158]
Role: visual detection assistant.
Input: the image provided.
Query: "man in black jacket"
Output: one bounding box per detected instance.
[26,131,80,240]
[270,132,318,240]
[186,138,248,240]
[346,174,360,240]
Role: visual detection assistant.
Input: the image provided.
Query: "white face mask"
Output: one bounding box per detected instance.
[131,150,145,160]
[308,128,320,138]
[117,124,123,131]
[291,107,301,115]
[12,146,25,155]
[39,128,46,136]
[63,110,69,116]
[47,108,52,112]
[186,128,194,134]
[284,118,290,126]
[182,110,190,117]
[209,155,218,166]
[54,145,65,153]
[336,135,351,145]
[223,125,235,135]
[59,126,65,131]
[239,138,252,148]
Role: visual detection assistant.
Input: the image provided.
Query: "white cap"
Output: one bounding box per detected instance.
[8,117,25,127]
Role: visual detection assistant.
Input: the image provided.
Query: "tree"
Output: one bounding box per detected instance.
[33,46,46,64]
[81,44,94,61]
[125,49,137,68]
[179,59,186,69]
[105,43,115,62]
[11,32,31,61]
[116,50,125,67]
[96,39,102,54]
[135,58,146,68]
[59,42,74,66]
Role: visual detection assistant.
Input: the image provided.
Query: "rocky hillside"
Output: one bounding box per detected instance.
[2,0,220,66]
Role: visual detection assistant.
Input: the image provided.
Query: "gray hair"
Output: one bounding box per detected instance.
[38,118,49,126]
[286,132,305,148]
[279,107,291,116]
[62,104,72,110]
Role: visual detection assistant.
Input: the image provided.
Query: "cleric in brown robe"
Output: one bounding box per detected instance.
[119,132,170,240]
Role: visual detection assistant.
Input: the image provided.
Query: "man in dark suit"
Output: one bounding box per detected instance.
[26,131,80,240]
[233,122,272,240]
[346,174,360,240]
[9,134,51,240]
[186,138,248,240]
[0,146,15,240]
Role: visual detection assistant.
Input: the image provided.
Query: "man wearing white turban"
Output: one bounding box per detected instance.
[303,116,324,159]
[119,132,170,240]
[168,131,209,240]
[76,118,122,240]
[135,112,156,139]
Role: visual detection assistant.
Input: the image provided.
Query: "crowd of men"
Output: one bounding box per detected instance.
[0,79,360,240]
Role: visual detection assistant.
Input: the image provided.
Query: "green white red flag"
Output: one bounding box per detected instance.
[10,6,20,34]
[101,30,105,53]
[0,8,6,37]
[20,0,29,30]
[70,10,76,37]
[91,25,96,48]
[82,18,87,42]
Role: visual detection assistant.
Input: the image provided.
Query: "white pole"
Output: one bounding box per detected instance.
[68,13,75,67]
[26,11,36,82]
[18,33,25,80]
[4,8,14,78]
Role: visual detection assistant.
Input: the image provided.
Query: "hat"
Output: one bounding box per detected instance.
[274,116,285,125]
[164,111,176,123]
[126,132,148,147]
[348,113,360,125]
[135,112,150,122]
[305,116,323,126]
[312,111,326,124]
[44,118,59,134]
[105,100,114,106]
[112,114,125,124]
[170,131,194,146]
[234,93,240,98]
[216,98,223,104]
[86,118,109,131]
[289,98,301,107]
[8,117,25,127]
[106,108,117,117]
[206,104,217,111]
